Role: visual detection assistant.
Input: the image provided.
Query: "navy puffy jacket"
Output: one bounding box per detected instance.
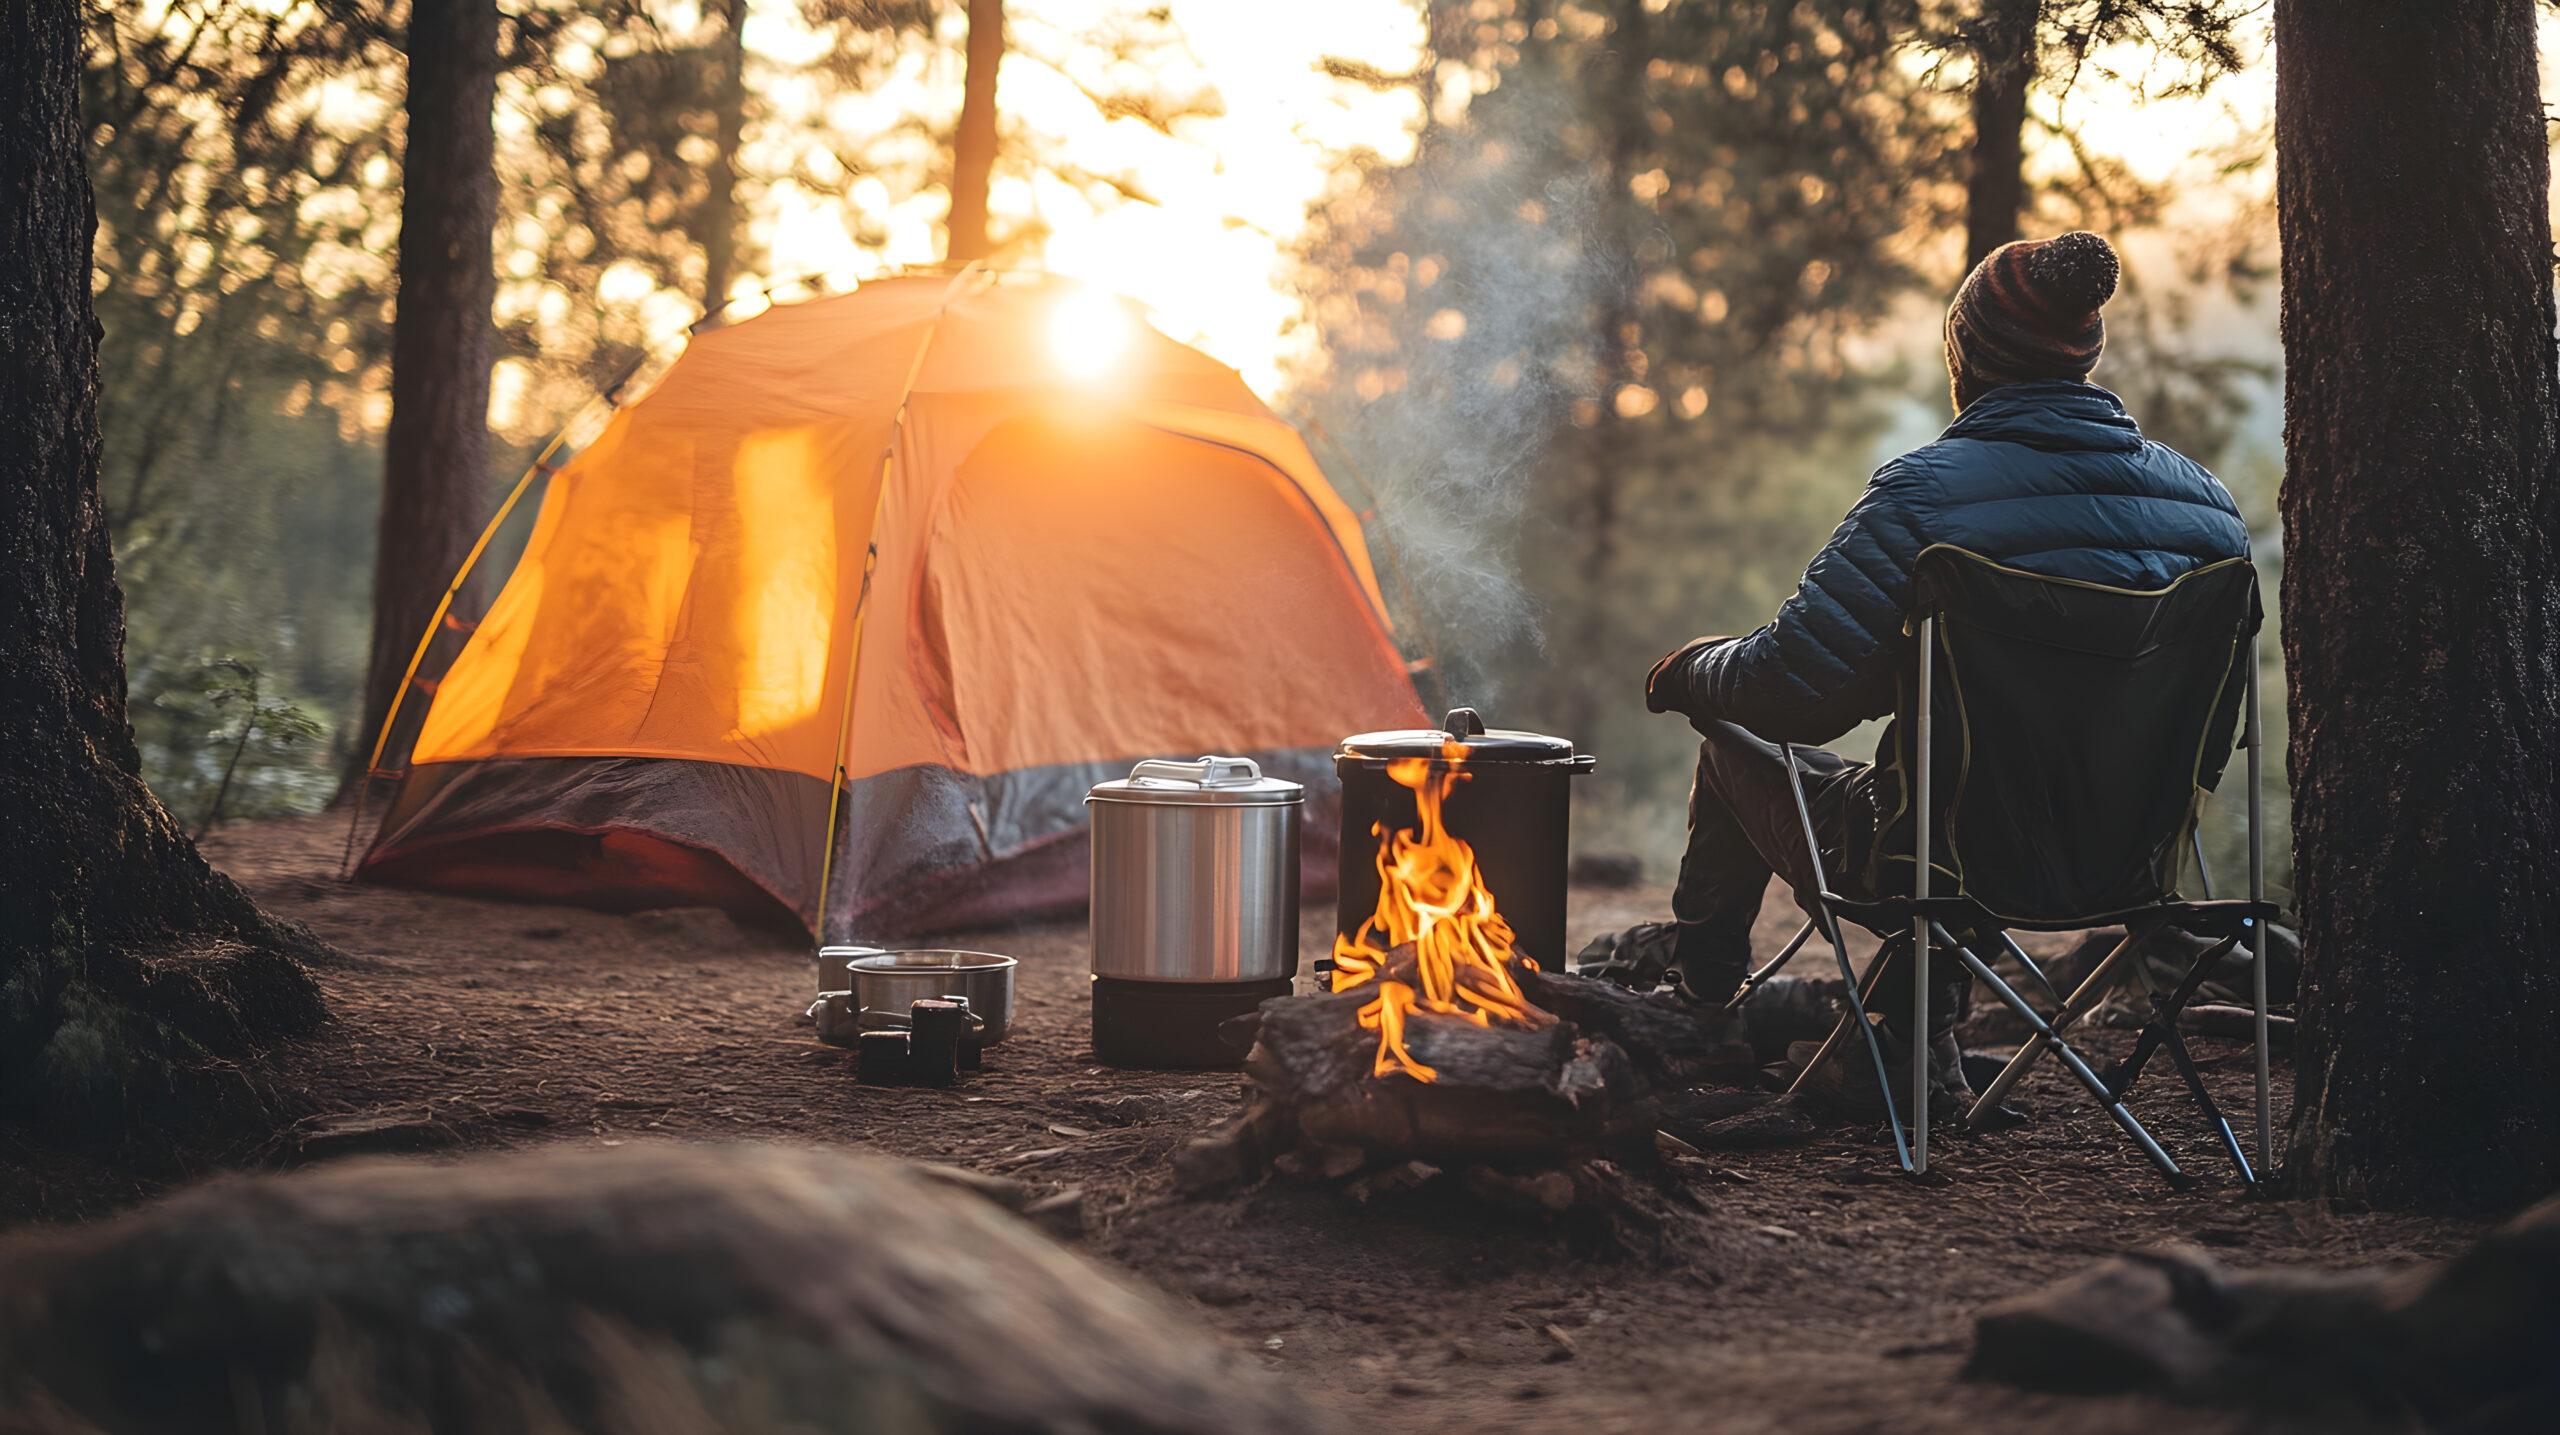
[1684,380,2251,743]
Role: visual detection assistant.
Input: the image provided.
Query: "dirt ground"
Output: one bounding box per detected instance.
[2,813,2487,1434]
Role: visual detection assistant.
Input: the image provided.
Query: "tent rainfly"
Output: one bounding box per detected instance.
[359,272,1428,939]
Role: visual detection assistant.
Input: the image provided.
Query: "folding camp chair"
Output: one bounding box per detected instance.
[1765,544,2277,1182]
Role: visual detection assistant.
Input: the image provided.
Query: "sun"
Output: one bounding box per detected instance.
[1048,284,1134,382]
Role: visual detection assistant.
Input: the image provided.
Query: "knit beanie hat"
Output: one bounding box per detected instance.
[1943,230,2120,409]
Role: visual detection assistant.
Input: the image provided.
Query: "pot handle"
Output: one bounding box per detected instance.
[1128,755,1263,788]
[1570,753,1597,773]
[1442,707,1487,739]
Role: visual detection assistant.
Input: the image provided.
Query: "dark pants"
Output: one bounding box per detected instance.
[1670,721,1970,1041]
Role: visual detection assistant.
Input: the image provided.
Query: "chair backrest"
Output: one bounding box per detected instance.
[1887,544,2259,926]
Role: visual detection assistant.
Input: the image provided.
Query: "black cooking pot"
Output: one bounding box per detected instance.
[1332,708,1595,973]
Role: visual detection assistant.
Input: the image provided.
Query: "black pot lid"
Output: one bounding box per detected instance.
[1337,707,1579,763]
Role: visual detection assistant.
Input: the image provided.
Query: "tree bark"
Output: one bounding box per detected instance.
[1964,0,2038,272]
[701,0,750,311]
[0,0,326,1162]
[945,0,1002,264]
[2274,0,2560,1211]
[352,0,499,788]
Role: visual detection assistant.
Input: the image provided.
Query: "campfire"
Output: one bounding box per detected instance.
[1328,740,1557,1082]
[1178,728,1760,1213]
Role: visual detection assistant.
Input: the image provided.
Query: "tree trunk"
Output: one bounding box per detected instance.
[945,0,1002,264]
[1560,0,1652,747]
[2275,0,2560,1211]
[351,0,499,789]
[0,0,327,1163]
[1963,0,2037,272]
[701,0,750,312]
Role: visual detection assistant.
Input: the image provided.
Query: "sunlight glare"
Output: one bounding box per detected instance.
[1050,286,1133,382]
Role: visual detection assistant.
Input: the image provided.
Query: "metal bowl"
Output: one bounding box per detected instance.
[847,950,1018,1046]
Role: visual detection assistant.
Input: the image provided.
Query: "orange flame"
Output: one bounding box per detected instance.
[1330,739,1554,1081]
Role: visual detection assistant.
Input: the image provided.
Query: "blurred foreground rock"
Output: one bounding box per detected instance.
[1970,1193,2560,1431]
[0,1142,1323,1434]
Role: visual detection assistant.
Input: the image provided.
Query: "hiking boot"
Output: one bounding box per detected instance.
[1733,973,1845,1065]
[1574,921,1681,991]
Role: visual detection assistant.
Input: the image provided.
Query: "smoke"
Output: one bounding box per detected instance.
[1299,76,1632,717]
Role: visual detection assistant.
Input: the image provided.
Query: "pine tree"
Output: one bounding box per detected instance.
[2274,0,2560,1211]
[2,0,328,1165]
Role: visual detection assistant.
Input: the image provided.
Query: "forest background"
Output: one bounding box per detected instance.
[94,0,2551,908]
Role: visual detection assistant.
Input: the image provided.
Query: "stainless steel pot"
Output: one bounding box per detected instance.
[846,950,1017,1046]
[1087,756,1301,982]
[816,944,887,997]
[1086,755,1302,1068]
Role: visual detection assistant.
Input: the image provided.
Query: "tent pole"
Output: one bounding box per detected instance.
[812,264,984,945]
[340,426,574,877]
[339,343,664,878]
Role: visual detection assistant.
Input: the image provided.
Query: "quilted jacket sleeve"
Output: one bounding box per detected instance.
[1685,455,1936,744]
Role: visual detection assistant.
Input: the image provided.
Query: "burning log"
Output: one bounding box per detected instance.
[1241,960,1657,1165]
[1179,942,1686,1194]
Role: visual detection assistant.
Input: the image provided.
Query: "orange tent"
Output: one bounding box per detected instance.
[360,272,1428,937]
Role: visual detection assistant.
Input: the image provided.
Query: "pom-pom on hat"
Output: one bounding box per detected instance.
[1944,230,2120,409]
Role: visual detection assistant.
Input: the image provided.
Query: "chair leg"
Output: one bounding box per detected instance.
[2098,931,2253,1186]
[1813,904,1913,1174]
[1964,922,2154,1125]
[1994,931,2067,1012]
[2100,933,2242,1099]
[1780,741,1913,1174]
[2157,1018,2255,1184]
[1947,942,2184,1181]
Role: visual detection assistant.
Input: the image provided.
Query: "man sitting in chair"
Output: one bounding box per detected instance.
[1582,230,2250,1098]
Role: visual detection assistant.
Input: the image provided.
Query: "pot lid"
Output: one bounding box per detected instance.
[1086,755,1304,806]
[1336,707,1580,763]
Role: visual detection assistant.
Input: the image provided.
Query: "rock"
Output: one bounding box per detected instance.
[0,1143,1322,1435]
[2387,1192,2560,1425]
[1969,1247,2241,1393]
[1971,1199,2560,1427]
